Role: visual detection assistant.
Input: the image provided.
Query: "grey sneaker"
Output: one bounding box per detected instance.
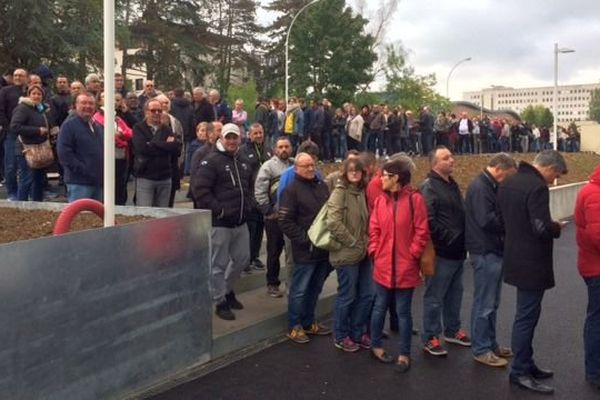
[474,351,508,367]
[267,285,283,298]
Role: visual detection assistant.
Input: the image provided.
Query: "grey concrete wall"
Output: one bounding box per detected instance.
[549,182,586,220]
[0,205,211,400]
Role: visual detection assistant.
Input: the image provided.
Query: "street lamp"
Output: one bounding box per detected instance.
[446,57,472,99]
[553,43,575,151]
[285,0,322,107]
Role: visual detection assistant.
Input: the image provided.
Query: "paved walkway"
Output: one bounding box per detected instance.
[150,223,596,400]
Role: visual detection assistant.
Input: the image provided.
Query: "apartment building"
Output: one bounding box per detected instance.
[463,83,600,123]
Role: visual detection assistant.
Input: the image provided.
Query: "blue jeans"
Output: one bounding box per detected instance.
[334,257,374,342]
[67,184,103,203]
[16,155,44,201]
[510,288,544,377]
[422,256,465,342]
[585,276,600,382]
[371,284,414,356]
[3,131,18,199]
[288,260,332,328]
[470,253,503,356]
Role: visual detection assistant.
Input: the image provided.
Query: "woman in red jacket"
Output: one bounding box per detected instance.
[575,164,600,388]
[368,158,430,372]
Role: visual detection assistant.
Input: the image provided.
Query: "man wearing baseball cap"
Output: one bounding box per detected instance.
[192,123,254,320]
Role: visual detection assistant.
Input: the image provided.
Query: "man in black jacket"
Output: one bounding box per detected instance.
[0,68,28,199]
[279,152,332,344]
[465,153,517,368]
[498,150,568,394]
[240,123,271,272]
[192,123,252,321]
[132,99,181,207]
[192,87,215,127]
[421,146,470,356]
[170,88,195,175]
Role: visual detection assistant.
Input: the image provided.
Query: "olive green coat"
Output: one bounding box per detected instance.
[326,181,369,267]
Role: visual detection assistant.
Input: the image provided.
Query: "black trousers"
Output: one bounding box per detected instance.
[247,210,264,263]
[264,217,284,286]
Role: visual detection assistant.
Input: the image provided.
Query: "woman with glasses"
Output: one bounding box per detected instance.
[368,158,430,372]
[327,157,372,352]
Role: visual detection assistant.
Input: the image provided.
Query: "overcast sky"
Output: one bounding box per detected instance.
[259,0,600,100]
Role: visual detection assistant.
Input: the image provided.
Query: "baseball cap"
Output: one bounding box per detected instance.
[222,123,240,137]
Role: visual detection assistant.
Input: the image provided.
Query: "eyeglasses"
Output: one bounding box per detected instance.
[148,109,162,114]
[382,171,396,178]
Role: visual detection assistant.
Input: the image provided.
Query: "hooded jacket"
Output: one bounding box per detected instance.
[192,141,253,228]
[369,187,429,289]
[575,165,600,278]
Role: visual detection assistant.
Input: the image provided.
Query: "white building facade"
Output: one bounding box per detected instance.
[463,83,600,123]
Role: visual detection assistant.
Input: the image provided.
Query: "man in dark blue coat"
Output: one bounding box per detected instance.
[465,153,517,368]
[498,150,568,394]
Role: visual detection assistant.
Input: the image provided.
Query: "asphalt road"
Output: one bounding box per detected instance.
[152,223,595,400]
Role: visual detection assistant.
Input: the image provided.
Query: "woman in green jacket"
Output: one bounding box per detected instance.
[327,157,373,352]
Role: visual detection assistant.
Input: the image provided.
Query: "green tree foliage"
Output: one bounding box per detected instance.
[287,0,377,105]
[589,89,600,124]
[226,79,258,121]
[383,45,451,113]
[0,0,102,78]
[521,104,553,128]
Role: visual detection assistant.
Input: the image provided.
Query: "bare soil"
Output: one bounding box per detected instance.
[0,208,149,244]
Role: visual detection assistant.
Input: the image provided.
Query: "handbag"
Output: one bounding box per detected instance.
[19,137,55,169]
[308,192,346,251]
[409,192,436,277]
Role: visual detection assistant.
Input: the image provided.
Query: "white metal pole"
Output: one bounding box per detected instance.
[103,0,115,227]
[446,57,472,99]
[553,43,558,151]
[285,0,321,107]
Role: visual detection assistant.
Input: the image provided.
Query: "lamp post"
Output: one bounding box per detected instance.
[285,0,322,107]
[446,57,471,99]
[553,43,575,151]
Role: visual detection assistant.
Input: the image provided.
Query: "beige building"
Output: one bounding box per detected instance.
[464,83,600,123]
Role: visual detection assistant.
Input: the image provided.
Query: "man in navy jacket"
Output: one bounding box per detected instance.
[465,153,516,368]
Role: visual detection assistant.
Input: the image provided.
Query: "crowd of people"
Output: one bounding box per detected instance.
[0,67,597,394]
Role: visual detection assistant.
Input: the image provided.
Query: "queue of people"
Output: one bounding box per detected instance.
[0,67,597,394]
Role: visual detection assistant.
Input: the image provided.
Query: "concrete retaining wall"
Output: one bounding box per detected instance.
[549,181,586,220]
[0,202,211,400]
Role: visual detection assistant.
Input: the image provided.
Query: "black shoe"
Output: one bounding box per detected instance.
[225,291,244,310]
[531,366,554,380]
[251,259,265,271]
[510,375,554,395]
[395,360,411,373]
[215,301,235,320]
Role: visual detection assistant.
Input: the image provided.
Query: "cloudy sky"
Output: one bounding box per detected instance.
[259,0,600,100]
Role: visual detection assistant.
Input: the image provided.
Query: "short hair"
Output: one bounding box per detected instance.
[297,140,320,159]
[173,88,184,97]
[429,145,450,166]
[114,72,123,78]
[382,158,412,187]
[209,89,220,97]
[295,152,314,166]
[339,158,367,188]
[144,98,162,111]
[27,84,44,96]
[75,92,95,104]
[488,153,517,170]
[345,149,360,159]
[249,123,263,133]
[389,153,416,174]
[533,150,568,175]
[85,73,100,85]
[358,151,376,168]
[275,136,291,146]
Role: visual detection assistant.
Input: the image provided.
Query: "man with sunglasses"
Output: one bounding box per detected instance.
[131,98,181,207]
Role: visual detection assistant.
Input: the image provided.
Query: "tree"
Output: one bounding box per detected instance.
[383,44,451,113]
[590,89,600,123]
[287,0,377,105]
[520,104,553,128]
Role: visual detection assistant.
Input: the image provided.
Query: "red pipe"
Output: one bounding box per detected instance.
[53,199,105,235]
